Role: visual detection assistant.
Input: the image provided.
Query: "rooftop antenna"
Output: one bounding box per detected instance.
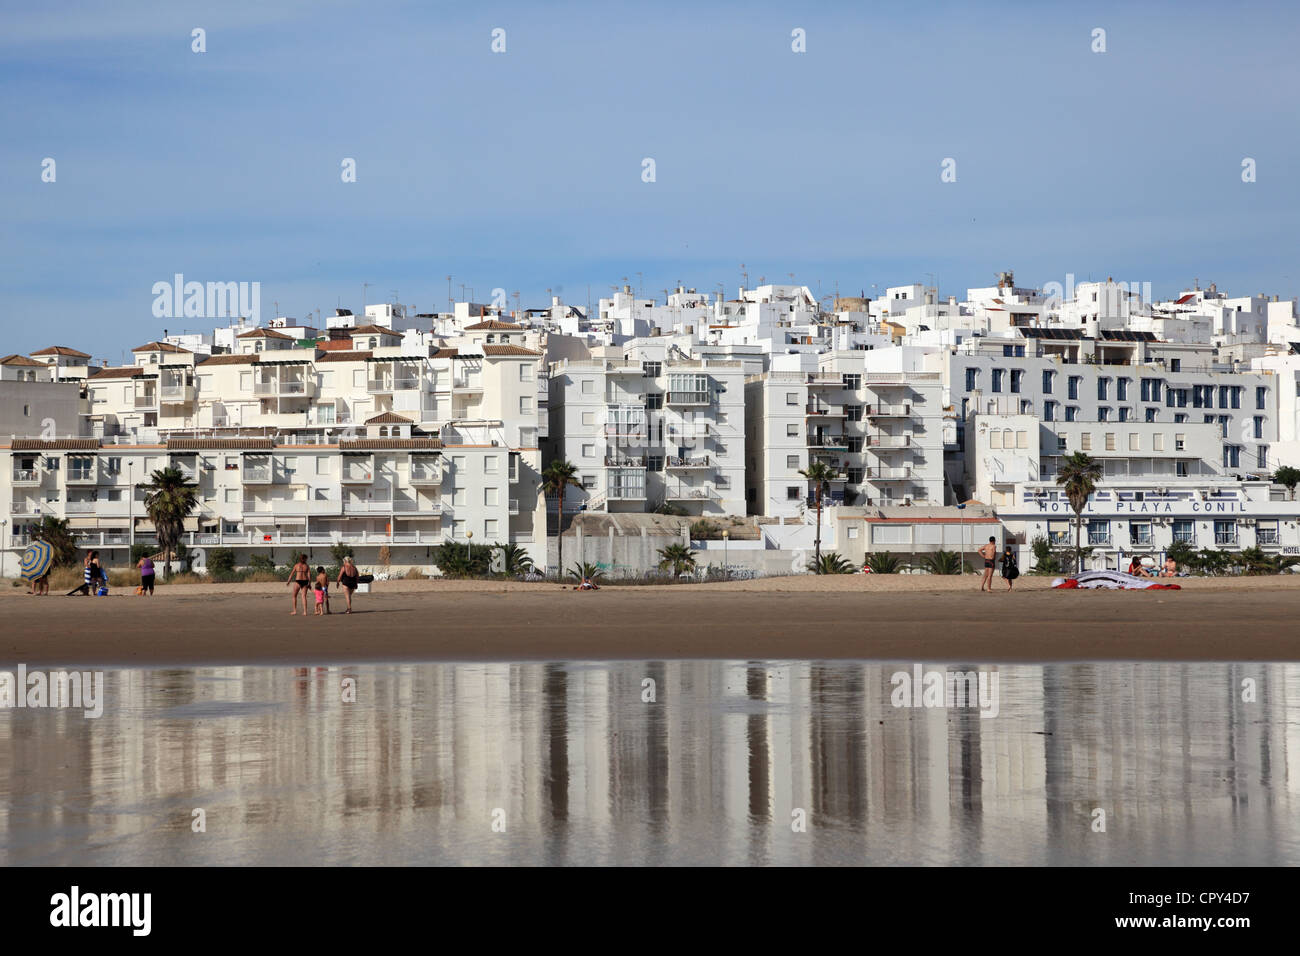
[446,276,453,311]
[740,263,748,289]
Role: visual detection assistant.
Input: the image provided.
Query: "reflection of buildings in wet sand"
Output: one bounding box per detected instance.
[0,661,1297,864]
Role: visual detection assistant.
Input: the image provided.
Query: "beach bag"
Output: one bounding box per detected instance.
[96,585,109,596]
[1006,564,1019,580]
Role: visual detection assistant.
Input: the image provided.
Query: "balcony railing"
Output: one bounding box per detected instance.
[66,468,97,484]
[409,465,442,484]
[666,391,710,406]
[666,455,711,469]
[1215,532,1238,546]
[665,485,720,500]
[868,435,911,449]
[605,455,646,467]
[868,403,911,417]
[1087,532,1111,546]
[241,466,273,483]
[805,403,845,417]
[160,384,196,402]
[1258,531,1280,545]
[241,499,343,515]
[134,393,157,408]
[11,469,41,484]
[866,466,912,480]
[342,498,428,513]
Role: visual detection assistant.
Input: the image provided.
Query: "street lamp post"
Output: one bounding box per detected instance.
[466,529,473,567]
[722,529,729,578]
[128,460,135,552]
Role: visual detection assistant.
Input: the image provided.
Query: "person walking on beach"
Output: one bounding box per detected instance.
[999,544,1019,591]
[336,556,359,614]
[978,537,998,592]
[137,554,155,595]
[314,566,331,615]
[288,554,311,615]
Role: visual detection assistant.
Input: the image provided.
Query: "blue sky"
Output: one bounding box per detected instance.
[2,0,1298,360]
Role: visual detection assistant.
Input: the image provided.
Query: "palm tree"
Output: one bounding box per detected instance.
[1055,451,1102,574]
[657,542,696,576]
[863,551,904,574]
[539,459,578,579]
[33,514,79,568]
[567,561,606,584]
[1272,465,1300,500]
[141,466,198,580]
[920,549,963,575]
[799,460,835,570]
[494,543,534,577]
[808,552,855,574]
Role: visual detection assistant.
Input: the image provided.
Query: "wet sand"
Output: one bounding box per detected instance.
[2,575,1297,665]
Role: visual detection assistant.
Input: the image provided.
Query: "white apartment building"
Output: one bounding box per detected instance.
[935,331,1280,495]
[743,351,945,516]
[547,344,746,516]
[3,331,547,571]
[969,414,1300,566]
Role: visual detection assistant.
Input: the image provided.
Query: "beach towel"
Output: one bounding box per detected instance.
[1052,570,1180,591]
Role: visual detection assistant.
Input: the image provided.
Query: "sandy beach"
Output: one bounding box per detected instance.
[2,574,1296,665]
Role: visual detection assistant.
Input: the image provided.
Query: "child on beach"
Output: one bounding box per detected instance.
[314,566,331,615]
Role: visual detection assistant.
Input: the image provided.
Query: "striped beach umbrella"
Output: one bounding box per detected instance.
[19,540,54,582]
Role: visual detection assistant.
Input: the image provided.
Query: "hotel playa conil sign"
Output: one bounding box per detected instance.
[1032,497,1248,515]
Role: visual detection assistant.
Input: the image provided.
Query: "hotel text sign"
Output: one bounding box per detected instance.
[1034,500,1246,515]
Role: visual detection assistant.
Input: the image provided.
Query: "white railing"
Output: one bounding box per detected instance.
[12,469,41,482]
[868,435,910,448]
[869,403,911,416]
[867,466,912,480]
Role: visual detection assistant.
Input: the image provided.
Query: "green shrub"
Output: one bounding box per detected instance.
[809,552,855,574]
[247,553,278,573]
[431,542,495,578]
[206,548,237,575]
[863,551,903,574]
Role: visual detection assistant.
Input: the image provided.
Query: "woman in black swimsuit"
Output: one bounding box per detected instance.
[336,555,359,614]
[288,554,311,616]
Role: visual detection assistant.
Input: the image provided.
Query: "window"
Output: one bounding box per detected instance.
[485,519,499,538]
[1231,387,1241,409]
[1129,522,1152,546]
[965,368,979,391]
[1258,519,1280,545]
[1258,445,1269,469]
[1119,407,1131,422]
[990,429,1003,449]
[842,373,860,390]
[1218,415,1229,438]
[519,364,534,382]
[786,455,800,469]
[1174,434,1185,450]
[1170,359,1181,372]
[845,436,864,453]
[787,424,799,436]
[1257,386,1267,410]
[1173,520,1194,544]
[581,474,596,489]
[1218,385,1229,409]
[1097,378,1109,400]
[1105,433,1116,451]
[645,393,663,410]
[1010,369,1023,393]
[1153,433,1164,451]
[1214,519,1237,546]
[1065,406,1078,422]
[484,456,500,475]
[1128,433,1140,451]
[786,392,799,406]
[787,486,801,500]
[1016,430,1029,449]
[582,443,595,458]
[1087,519,1110,545]
[642,361,661,378]
[1047,520,1070,545]
[1117,378,1130,401]
[647,456,664,472]
[1042,370,1054,394]
[484,487,499,506]
[1174,414,1187,424]
[1253,416,1264,439]
[580,379,594,394]
[1056,436,1068,452]
[1176,461,1188,477]
[1080,432,1092,450]
[316,457,332,475]
[1145,408,1157,422]
[1068,376,1081,400]
[991,369,1005,393]
[846,405,863,421]
[1043,400,1057,422]
[1098,407,1110,421]
[581,411,595,426]
[1224,445,1241,469]
[519,396,533,415]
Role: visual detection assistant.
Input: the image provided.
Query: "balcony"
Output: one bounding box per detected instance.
[866,466,912,481]
[11,468,41,485]
[1087,532,1112,546]
[452,378,484,393]
[868,435,911,449]
[133,391,158,409]
[807,374,844,388]
[66,464,98,484]
[367,376,420,394]
[241,498,343,516]
[666,455,711,470]
[605,455,646,467]
[341,458,375,483]
[343,497,426,514]
[666,390,710,406]
[1258,531,1280,545]
[808,436,848,451]
[665,484,720,501]
[1215,532,1238,546]
[868,403,911,418]
[9,500,40,517]
[805,403,845,418]
[241,459,273,483]
[254,378,314,398]
[160,384,196,403]
[409,461,443,485]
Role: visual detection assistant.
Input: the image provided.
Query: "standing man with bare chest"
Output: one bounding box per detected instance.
[978,537,998,592]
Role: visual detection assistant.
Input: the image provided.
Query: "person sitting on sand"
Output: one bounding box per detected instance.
[1128,556,1151,577]
[1159,557,1178,578]
[574,576,600,591]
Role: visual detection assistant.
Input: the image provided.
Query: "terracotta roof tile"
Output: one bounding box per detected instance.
[364,411,414,425]
[316,350,372,363]
[165,437,275,450]
[349,325,401,336]
[30,345,91,358]
[90,366,146,380]
[131,341,190,353]
[198,354,260,366]
[0,354,45,366]
[236,327,294,339]
[464,319,522,331]
[10,438,101,450]
[339,438,443,450]
[482,344,542,357]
